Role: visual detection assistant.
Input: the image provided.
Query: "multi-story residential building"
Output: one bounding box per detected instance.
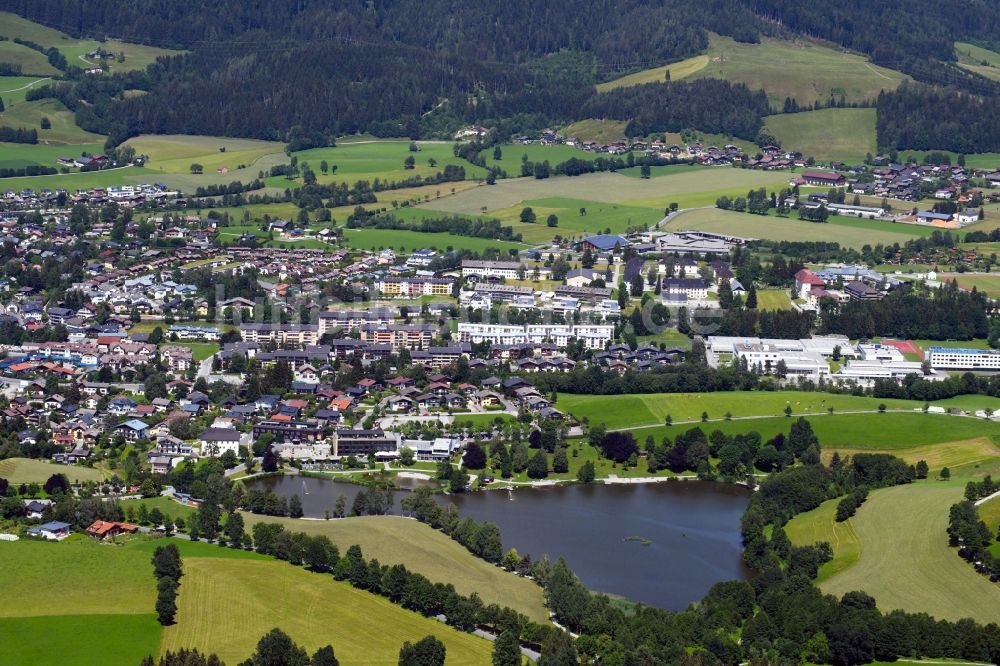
[461,260,522,279]
[239,323,319,347]
[457,323,613,350]
[376,277,454,297]
[317,308,396,335]
[359,323,437,349]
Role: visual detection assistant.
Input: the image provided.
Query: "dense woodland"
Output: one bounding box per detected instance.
[3,1,998,149]
[876,83,1000,153]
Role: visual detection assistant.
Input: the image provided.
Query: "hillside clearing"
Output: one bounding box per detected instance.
[764,108,877,163]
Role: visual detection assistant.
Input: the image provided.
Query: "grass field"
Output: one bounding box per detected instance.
[288,140,489,187]
[161,556,494,665]
[979,495,1000,531]
[488,197,663,243]
[239,514,549,622]
[0,11,181,74]
[896,150,1000,172]
[0,75,52,103]
[0,614,162,666]
[815,483,1000,623]
[764,108,876,163]
[0,164,156,192]
[0,457,105,484]
[755,288,792,310]
[560,119,630,143]
[557,391,925,430]
[939,273,1000,298]
[121,495,197,522]
[0,96,105,145]
[0,140,103,169]
[599,33,905,106]
[956,42,1000,82]
[0,39,61,76]
[478,143,585,173]
[664,208,930,250]
[784,495,861,582]
[423,169,791,218]
[343,227,525,253]
[612,413,1000,455]
[166,342,219,362]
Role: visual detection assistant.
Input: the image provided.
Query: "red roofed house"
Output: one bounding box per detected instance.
[794,269,825,298]
[86,520,139,539]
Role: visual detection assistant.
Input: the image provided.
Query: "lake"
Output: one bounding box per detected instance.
[247,475,752,610]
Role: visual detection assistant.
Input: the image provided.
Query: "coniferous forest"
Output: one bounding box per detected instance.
[1,0,998,151]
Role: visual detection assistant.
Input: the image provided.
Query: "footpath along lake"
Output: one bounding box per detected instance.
[249,475,752,609]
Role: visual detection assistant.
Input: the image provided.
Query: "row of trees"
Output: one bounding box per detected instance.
[152,544,183,625]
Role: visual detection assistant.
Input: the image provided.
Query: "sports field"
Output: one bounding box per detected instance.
[239,514,549,622]
[0,457,105,484]
[764,108,876,163]
[663,207,931,249]
[599,33,905,106]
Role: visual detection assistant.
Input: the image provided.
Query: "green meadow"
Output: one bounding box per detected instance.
[0,457,105,484]
[557,391,923,430]
[0,75,52,103]
[764,108,877,163]
[343,227,525,253]
[600,33,906,106]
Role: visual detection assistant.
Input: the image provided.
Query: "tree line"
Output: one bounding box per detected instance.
[345,212,522,242]
[877,83,1000,154]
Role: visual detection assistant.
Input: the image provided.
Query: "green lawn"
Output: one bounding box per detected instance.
[0,614,162,666]
[978,495,1000,532]
[166,342,219,362]
[120,495,197,523]
[600,33,905,106]
[755,288,793,311]
[0,457,105,484]
[764,108,876,163]
[815,483,1000,624]
[162,555,495,665]
[343,227,525,253]
[664,207,931,250]
[239,514,549,622]
[560,119,630,143]
[0,75,52,103]
[451,413,518,428]
[486,196,663,243]
[557,391,924,430]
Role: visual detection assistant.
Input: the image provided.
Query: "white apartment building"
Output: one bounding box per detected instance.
[733,342,831,382]
[457,323,614,350]
[927,347,1000,371]
[461,260,522,279]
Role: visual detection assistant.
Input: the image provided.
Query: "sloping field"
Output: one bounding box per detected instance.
[600,33,905,106]
[240,514,549,622]
[0,96,105,144]
[0,75,52,103]
[289,140,489,186]
[0,11,181,73]
[956,42,1000,82]
[764,108,876,163]
[818,483,1000,623]
[0,39,60,76]
[161,556,495,665]
[0,614,162,666]
[784,495,861,582]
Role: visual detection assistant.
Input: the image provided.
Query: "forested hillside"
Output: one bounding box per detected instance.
[2,0,998,150]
